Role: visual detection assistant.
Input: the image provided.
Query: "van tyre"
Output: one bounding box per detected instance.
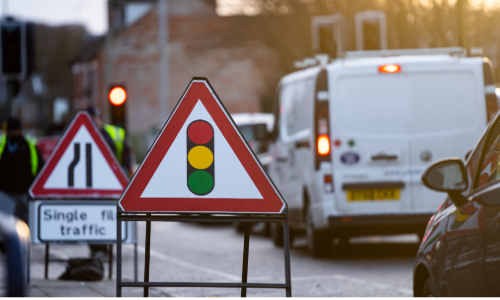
[270,223,294,247]
[306,211,331,257]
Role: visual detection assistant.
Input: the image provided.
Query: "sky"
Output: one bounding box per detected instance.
[0,0,242,35]
[0,0,108,35]
[1,0,499,35]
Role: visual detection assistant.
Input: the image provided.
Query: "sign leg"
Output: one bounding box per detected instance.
[27,241,30,284]
[283,211,292,297]
[44,244,49,279]
[144,218,151,297]
[134,242,138,282]
[117,216,122,297]
[108,244,113,279]
[241,222,250,297]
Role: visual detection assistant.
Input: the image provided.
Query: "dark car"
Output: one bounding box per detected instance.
[413,111,500,297]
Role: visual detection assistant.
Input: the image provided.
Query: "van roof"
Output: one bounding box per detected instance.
[282,55,483,83]
[337,55,483,68]
[231,113,275,132]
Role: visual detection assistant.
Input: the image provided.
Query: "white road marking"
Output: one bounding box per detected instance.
[292,274,366,283]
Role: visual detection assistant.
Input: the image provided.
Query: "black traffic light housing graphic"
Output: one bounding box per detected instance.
[186,120,215,195]
[108,85,127,129]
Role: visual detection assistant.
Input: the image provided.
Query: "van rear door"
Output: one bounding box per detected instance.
[408,70,485,209]
[333,73,413,213]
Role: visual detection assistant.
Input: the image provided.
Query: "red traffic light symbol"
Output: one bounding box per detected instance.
[109,87,127,106]
[187,120,214,195]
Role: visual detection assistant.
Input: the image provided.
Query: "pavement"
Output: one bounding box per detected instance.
[26,280,170,297]
[1,243,171,297]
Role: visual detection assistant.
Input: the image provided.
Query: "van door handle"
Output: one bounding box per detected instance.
[277,157,288,162]
[295,141,310,148]
[371,154,398,161]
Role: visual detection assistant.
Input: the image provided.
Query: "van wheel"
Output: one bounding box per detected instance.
[306,211,331,257]
[270,223,294,247]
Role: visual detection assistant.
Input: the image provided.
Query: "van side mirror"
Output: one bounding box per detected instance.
[422,158,469,207]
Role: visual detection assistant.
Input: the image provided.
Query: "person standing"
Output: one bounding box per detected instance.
[86,106,133,258]
[87,105,133,177]
[0,116,44,223]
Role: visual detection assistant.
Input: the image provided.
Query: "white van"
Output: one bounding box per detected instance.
[267,48,498,256]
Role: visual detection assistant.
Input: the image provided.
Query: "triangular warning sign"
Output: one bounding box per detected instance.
[119,78,286,213]
[30,111,129,199]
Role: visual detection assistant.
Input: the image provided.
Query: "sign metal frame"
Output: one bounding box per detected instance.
[116,211,292,297]
[116,78,291,297]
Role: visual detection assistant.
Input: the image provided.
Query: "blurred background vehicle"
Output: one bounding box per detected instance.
[36,136,60,161]
[414,110,500,297]
[231,113,274,234]
[0,211,29,297]
[232,112,274,168]
[267,47,498,257]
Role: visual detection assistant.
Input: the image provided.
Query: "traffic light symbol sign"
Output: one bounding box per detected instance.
[187,120,214,195]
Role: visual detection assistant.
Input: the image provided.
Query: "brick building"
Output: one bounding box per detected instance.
[71,0,296,160]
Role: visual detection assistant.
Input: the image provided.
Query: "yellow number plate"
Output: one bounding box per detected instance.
[346,188,400,201]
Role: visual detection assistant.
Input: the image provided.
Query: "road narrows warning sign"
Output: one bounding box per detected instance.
[118,78,286,213]
[30,111,129,198]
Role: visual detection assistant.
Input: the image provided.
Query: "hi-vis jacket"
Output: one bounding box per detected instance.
[0,135,39,176]
[103,124,126,164]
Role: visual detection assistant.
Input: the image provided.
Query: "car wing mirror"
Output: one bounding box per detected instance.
[422,158,469,207]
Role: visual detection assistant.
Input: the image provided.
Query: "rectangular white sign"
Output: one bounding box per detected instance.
[29,200,135,244]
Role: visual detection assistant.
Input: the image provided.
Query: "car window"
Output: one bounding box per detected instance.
[476,118,500,188]
[280,79,314,137]
[238,124,269,154]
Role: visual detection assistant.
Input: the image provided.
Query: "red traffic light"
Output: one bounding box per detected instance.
[109,86,127,106]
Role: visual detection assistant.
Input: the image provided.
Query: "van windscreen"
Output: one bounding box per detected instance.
[337,72,478,135]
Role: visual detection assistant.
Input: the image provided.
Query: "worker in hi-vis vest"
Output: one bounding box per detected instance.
[0,116,44,223]
[86,105,133,176]
[86,105,133,258]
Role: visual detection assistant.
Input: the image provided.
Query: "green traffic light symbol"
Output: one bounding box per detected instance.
[187,120,215,195]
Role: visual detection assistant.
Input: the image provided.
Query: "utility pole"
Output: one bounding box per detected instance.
[457,0,467,49]
[158,0,168,125]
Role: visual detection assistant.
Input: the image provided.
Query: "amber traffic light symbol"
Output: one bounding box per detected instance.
[187,120,214,195]
[109,86,127,106]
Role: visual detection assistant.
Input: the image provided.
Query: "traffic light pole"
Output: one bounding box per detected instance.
[116,210,292,297]
[1,79,16,120]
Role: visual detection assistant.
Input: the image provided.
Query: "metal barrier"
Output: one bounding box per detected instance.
[0,211,29,297]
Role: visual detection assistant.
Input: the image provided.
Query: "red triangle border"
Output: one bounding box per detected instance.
[118,78,286,214]
[29,111,129,199]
